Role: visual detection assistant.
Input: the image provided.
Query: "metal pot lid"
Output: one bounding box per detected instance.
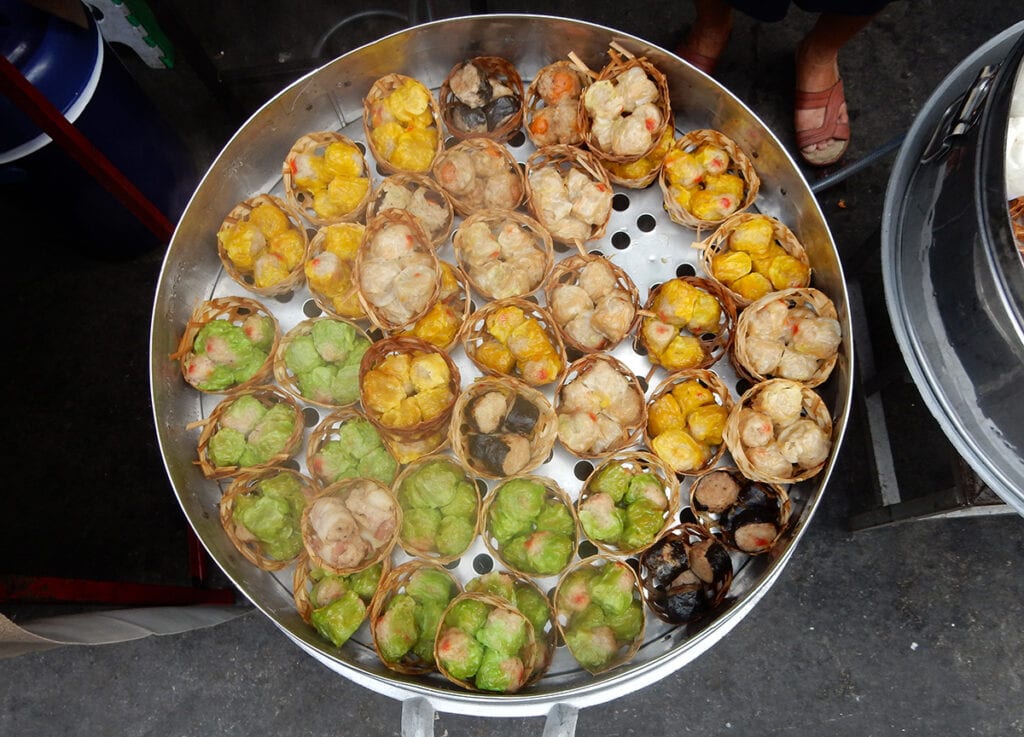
[882,21,1024,515]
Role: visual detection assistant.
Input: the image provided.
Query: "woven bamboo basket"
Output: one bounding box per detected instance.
[358,335,461,441]
[452,208,554,300]
[554,353,648,459]
[524,60,588,148]
[731,287,840,388]
[366,172,455,248]
[192,384,304,480]
[659,129,761,232]
[301,477,401,575]
[571,42,672,165]
[304,222,367,321]
[172,295,279,395]
[576,451,681,557]
[368,559,463,675]
[362,73,444,176]
[464,570,557,685]
[292,552,388,627]
[524,144,613,245]
[723,378,834,484]
[696,211,812,309]
[391,261,472,351]
[553,555,646,674]
[434,592,539,693]
[481,475,578,578]
[355,208,441,332]
[305,406,399,489]
[638,276,738,373]
[219,467,319,571]
[450,376,558,481]
[461,297,567,387]
[393,452,482,563]
[216,193,310,297]
[272,316,371,409]
[637,522,734,624]
[439,56,525,143]
[431,137,526,216]
[282,131,373,226]
[643,368,733,477]
[687,467,791,555]
[544,252,641,353]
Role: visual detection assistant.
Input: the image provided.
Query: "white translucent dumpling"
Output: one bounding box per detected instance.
[558,411,599,453]
[776,418,831,469]
[738,408,775,448]
[751,381,804,427]
[550,284,594,325]
[578,258,618,299]
[745,336,785,376]
[591,292,635,342]
[776,348,820,382]
[791,316,842,359]
[746,443,794,479]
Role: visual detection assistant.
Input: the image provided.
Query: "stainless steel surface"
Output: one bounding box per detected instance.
[882,21,1024,516]
[151,14,852,718]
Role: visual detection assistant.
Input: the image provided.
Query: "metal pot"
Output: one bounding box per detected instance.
[882,21,1024,515]
[150,14,852,730]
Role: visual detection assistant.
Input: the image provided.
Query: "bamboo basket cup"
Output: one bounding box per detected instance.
[362,73,443,176]
[434,592,538,693]
[524,60,588,148]
[572,43,672,165]
[439,56,525,143]
[358,335,461,441]
[577,451,681,557]
[461,298,567,387]
[643,368,734,477]
[637,522,734,624]
[368,559,462,675]
[272,316,370,409]
[304,222,367,321]
[553,555,646,674]
[305,406,399,488]
[219,467,319,571]
[731,287,840,388]
[292,553,388,626]
[216,193,310,297]
[601,120,675,190]
[696,211,812,309]
[660,129,761,232]
[366,173,455,248]
[172,295,279,395]
[282,131,373,226]
[544,252,641,353]
[554,354,648,459]
[687,467,791,554]
[723,378,834,484]
[355,208,441,332]
[301,477,401,575]
[431,137,526,216]
[638,276,738,373]
[393,452,482,563]
[450,376,558,481]
[481,475,578,578]
[192,384,304,480]
[464,570,557,685]
[452,209,554,300]
[525,144,613,246]
[391,261,473,352]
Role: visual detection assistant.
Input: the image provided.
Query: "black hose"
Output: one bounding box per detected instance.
[810,133,907,194]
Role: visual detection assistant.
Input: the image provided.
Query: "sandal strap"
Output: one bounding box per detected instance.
[794,79,851,149]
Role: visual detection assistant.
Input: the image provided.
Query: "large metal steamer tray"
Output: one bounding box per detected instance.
[151,14,852,722]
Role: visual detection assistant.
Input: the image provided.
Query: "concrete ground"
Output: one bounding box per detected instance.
[2,1,1023,735]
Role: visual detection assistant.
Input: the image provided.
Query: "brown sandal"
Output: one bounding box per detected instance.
[794,78,850,167]
[677,46,719,75]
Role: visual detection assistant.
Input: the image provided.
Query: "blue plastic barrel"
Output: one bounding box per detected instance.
[0,0,195,256]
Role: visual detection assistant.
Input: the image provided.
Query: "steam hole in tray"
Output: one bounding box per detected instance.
[578,540,599,558]
[302,407,321,427]
[613,193,630,211]
[589,249,604,258]
[303,299,321,318]
[444,559,461,570]
[476,478,489,497]
[679,507,698,524]
[735,378,752,395]
[507,130,526,148]
[636,214,656,232]
[472,553,493,574]
[574,460,594,481]
[675,263,696,277]
[636,375,648,392]
[611,231,630,250]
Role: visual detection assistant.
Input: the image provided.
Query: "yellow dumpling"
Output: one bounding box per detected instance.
[248,202,290,238]
[268,229,305,271]
[658,334,707,370]
[322,142,363,178]
[409,352,450,393]
[253,252,290,289]
[362,370,407,414]
[651,279,698,327]
[729,216,775,255]
[767,253,811,290]
[671,380,715,417]
[323,223,364,261]
[325,176,370,216]
[732,272,773,302]
[651,428,709,473]
[221,221,266,271]
[647,393,684,438]
[712,250,753,284]
[475,338,516,374]
[688,290,722,335]
[687,403,729,446]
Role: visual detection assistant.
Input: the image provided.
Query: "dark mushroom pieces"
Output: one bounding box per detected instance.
[639,526,732,625]
[690,470,790,555]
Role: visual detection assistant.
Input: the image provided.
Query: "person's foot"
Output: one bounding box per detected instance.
[794,39,850,166]
[676,10,733,74]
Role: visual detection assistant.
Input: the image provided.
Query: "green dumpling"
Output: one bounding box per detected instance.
[605,599,644,643]
[336,419,385,459]
[357,446,398,485]
[231,474,306,562]
[285,334,325,375]
[330,364,361,405]
[589,463,632,503]
[522,531,573,576]
[406,568,455,607]
[400,460,460,510]
[437,626,484,681]
[311,590,366,648]
[346,562,384,601]
[441,481,479,520]
[589,563,636,617]
[445,597,490,636]
[535,499,575,537]
[245,403,296,462]
[473,649,527,693]
[492,479,546,522]
[375,594,419,663]
[475,607,528,656]
[401,507,442,551]
[312,440,358,483]
[624,471,665,508]
[564,623,619,672]
[208,426,246,467]
[241,314,276,351]
[489,508,533,545]
[219,394,267,435]
[578,493,627,544]
[412,601,446,663]
[621,497,665,550]
[436,515,475,557]
[468,572,516,602]
[311,318,358,363]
